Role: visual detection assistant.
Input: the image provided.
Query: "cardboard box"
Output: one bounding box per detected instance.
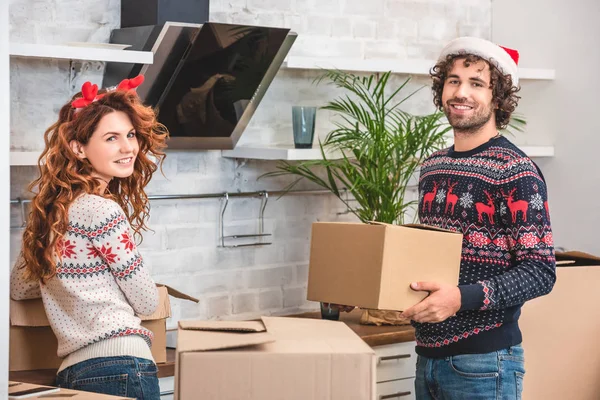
[9,381,134,399]
[520,251,600,400]
[307,222,463,311]
[175,316,375,400]
[9,284,197,372]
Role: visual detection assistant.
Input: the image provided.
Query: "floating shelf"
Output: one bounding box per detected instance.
[9,43,153,64]
[283,56,555,80]
[10,145,554,166]
[221,144,555,161]
[221,145,344,161]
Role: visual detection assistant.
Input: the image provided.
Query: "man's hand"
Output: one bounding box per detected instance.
[401,282,461,323]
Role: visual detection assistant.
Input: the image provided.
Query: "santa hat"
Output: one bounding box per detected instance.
[438,37,520,86]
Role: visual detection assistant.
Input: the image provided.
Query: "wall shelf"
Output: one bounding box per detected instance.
[9,43,153,64]
[283,56,555,80]
[221,145,344,161]
[221,144,555,161]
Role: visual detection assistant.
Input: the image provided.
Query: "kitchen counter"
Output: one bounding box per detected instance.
[9,309,415,385]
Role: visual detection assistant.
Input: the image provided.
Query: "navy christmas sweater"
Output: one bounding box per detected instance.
[415,136,556,358]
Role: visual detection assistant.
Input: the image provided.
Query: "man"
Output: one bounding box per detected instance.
[400,37,556,399]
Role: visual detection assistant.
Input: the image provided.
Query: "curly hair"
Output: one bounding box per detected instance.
[19,88,169,282]
[430,54,521,129]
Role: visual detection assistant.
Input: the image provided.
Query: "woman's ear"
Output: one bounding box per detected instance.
[69,140,86,159]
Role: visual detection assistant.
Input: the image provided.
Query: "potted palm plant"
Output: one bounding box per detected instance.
[262,69,451,225]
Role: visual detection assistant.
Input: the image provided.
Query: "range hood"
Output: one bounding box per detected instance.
[104,22,297,149]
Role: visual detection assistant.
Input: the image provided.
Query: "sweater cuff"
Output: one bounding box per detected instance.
[458,283,485,312]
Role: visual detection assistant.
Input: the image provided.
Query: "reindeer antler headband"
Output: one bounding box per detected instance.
[71,75,145,110]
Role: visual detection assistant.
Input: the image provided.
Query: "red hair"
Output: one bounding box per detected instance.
[19,89,169,282]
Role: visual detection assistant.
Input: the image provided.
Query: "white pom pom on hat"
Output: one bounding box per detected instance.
[438,37,520,86]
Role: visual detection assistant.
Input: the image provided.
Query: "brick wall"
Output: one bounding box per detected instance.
[9,0,491,326]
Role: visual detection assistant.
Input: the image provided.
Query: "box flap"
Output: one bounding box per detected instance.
[158,284,200,303]
[401,223,462,235]
[177,319,274,352]
[260,317,375,354]
[179,320,267,333]
[369,221,461,235]
[556,251,600,266]
[140,284,199,321]
[10,298,49,327]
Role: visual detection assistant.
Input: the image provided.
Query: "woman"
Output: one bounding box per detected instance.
[10,75,169,399]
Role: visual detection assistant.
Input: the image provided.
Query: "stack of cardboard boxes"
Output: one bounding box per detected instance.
[11,221,465,400]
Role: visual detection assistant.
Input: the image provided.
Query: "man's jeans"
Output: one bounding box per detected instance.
[415,344,525,400]
[56,356,160,400]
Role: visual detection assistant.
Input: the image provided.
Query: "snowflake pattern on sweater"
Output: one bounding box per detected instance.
[10,194,159,358]
[415,136,556,357]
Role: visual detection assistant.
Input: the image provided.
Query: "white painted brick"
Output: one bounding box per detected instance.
[364,41,408,60]
[353,20,377,39]
[418,18,450,42]
[457,24,490,39]
[386,1,430,20]
[209,12,232,23]
[9,0,54,25]
[256,12,286,28]
[233,292,259,314]
[165,224,218,249]
[331,17,353,37]
[290,36,363,58]
[137,226,166,251]
[283,14,303,32]
[206,295,232,318]
[179,300,206,321]
[229,10,259,25]
[301,15,333,36]
[309,0,342,15]
[246,266,294,288]
[283,241,310,263]
[376,19,397,40]
[259,289,283,309]
[295,264,309,284]
[176,153,201,173]
[343,0,384,17]
[248,0,293,12]
[283,286,306,308]
[397,18,419,39]
[210,247,257,269]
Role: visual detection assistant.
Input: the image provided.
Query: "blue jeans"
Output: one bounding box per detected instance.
[415,344,525,400]
[55,356,160,400]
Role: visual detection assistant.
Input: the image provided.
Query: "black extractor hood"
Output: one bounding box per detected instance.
[103,22,297,149]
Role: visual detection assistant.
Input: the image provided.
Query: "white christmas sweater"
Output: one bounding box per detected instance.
[11,193,159,370]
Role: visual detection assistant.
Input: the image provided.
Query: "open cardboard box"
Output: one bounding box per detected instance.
[520,250,600,400]
[9,284,197,372]
[175,316,375,400]
[307,222,463,311]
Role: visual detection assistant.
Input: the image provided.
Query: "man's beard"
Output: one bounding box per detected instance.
[443,99,494,135]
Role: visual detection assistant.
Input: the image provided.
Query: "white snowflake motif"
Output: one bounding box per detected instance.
[499,202,507,216]
[530,193,544,210]
[459,192,474,208]
[435,188,447,204]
